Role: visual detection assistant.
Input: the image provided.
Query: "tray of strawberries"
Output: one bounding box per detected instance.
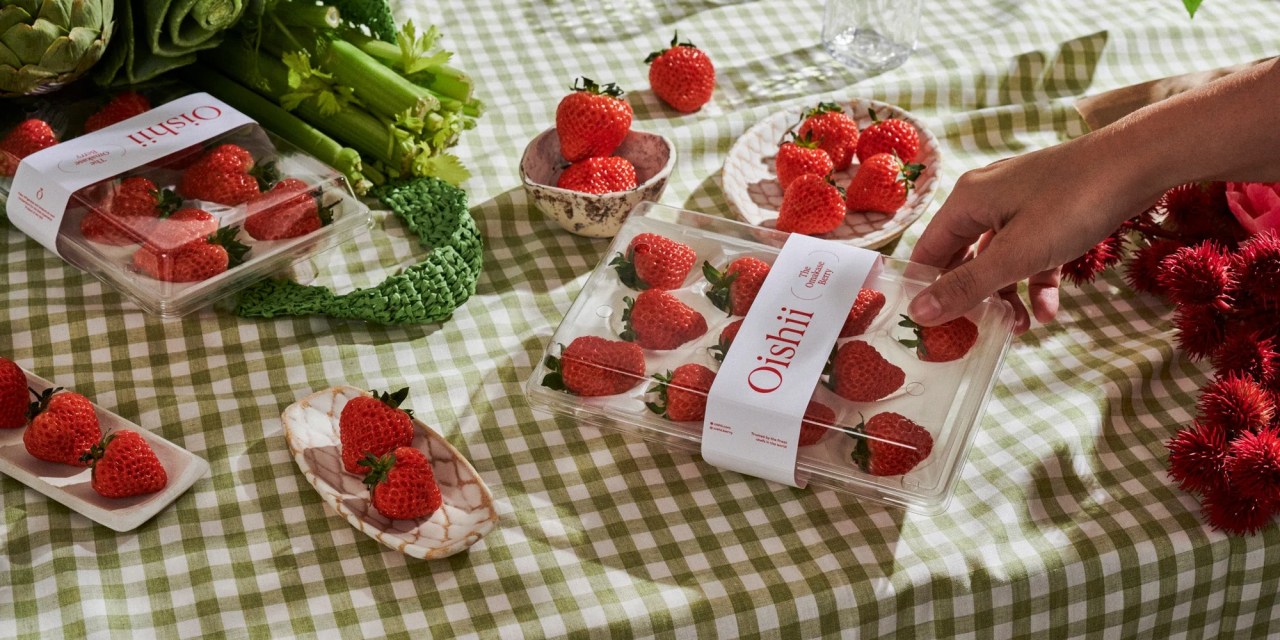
[525,202,1013,515]
[0,88,370,318]
[0,356,209,532]
[720,98,941,250]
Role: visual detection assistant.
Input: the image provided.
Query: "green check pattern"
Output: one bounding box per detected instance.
[3,0,1279,637]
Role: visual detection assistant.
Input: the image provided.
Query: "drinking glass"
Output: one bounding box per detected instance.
[822,0,922,72]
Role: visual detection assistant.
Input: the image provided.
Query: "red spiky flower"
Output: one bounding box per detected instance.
[1212,331,1278,388]
[1196,373,1275,435]
[1158,182,1244,244]
[1158,241,1235,310]
[1167,421,1229,494]
[1125,239,1182,296]
[1233,230,1280,308]
[1062,232,1125,286]
[1226,428,1280,503]
[1172,304,1227,360]
[1201,481,1276,535]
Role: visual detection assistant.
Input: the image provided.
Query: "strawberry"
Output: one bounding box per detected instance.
[139,207,219,253]
[131,225,249,283]
[840,289,886,338]
[611,233,696,290]
[178,144,272,205]
[555,77,633,162]
[542,336,646,397]
[1,119,58,176]
[851,412,933,476]
[556,156,638,194]
[827,340,904,402]
[645,32,716,113]
[775,133,834,189]
[362,446,442,520]
[621,290,708,350]
[704,257,771,316]
[23,388,100,466]
[647,363,716,421]
[82,430,168,498]
[797,103,859,171]
[339,388,416,475]
[244,178,331,240]
[710,318,743,362]
[856,110,921,163]
[898,315,979,362]
[81,177,181,246]
[0,357,27,429]
[776,174,846,235]
[799,401,837,447]
[83,92,152,133]
[845,152,923,214]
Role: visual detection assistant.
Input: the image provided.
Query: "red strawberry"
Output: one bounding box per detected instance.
[555,77,633,162]
[645,32,715,113]
[81,177,181,246]
[0,357,27,429]
[621,290,708,350]
[82,430,168,498]
[139,207,219,253]
[845,153,923,214]
[131,225,249,283]
[828,340,905,402]
[856,110,920,163]
[898,315,978,362]
[84,92,152,133]
[23,388,100,466]
[1,119,58,176]
[647,363,716,421]
[776,174,846,235]
[852,412,933,476]
[799,401,836,447]
[244,178,331,240]
[841,289,887,337]
[179,144,270,205]
[339,388,416,475]
[710,318,744,362]
[543,336,647,397]
[362,446,442,520]
[611,233,696,290]
[798,103,859,171]
[556,156,638,194]
[775,133,834,189]
[704,257,771,316]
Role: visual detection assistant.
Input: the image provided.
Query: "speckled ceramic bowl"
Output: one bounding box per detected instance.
[520,128,676,238]
[281,386,499,560]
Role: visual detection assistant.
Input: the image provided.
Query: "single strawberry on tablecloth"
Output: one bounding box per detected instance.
[339,388,416,475]
[645,32,715,113]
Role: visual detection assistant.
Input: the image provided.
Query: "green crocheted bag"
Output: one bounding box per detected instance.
[234,177,483,324]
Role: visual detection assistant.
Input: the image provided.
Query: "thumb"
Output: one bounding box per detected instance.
[907,250,1015,326]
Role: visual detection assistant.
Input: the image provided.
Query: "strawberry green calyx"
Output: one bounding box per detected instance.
[645,370,674,416]
[209,227,252,269]
[897,314,928,358]
[610,251,645,290]
[619,296,639,342]
[788,131,822,150]
[541,348,568,391]
[570,76,624,99]
[26,386,60,421]
[702,261,739,315]
[644,31,698,64]
[899,160,924,187]
[360,450,398,490]
[151,187,183,217]
[251,161,283,191]
[370,387,414,417]
[805,102,844,118]
[849,413,872,472]
[80,431,117,466]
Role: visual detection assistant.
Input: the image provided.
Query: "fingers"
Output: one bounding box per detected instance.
[908,197,992,270]
[1028,268,1061,323]
[907,236,1023,326]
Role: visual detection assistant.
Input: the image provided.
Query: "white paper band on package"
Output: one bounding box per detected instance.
[5,93,255,256]
[702,235,879,487]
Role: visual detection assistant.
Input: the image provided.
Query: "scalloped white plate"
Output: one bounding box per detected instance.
[281,386,498,560]
[0,369,209,532]
[721,98,942,249]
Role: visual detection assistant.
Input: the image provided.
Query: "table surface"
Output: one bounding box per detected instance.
[4,1,1280,638]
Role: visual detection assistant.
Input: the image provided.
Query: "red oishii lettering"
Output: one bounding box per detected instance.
[126,105,224,148]
[746,306,814,393]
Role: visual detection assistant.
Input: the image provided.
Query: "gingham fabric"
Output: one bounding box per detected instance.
[3,1,1279,637]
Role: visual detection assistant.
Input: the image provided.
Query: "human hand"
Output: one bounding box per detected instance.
[906,137,1164,333]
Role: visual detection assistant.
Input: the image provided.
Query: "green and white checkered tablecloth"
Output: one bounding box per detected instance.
[4,1,1279,637]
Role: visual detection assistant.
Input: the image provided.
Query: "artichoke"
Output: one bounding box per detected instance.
[0,0,113,96]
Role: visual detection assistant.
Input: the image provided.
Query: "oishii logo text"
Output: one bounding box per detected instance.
[747,306,814,394]
[126,105,225,148]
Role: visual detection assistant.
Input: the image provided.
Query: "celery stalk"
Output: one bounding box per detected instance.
[274,2,341,30]
[321,40,439,119]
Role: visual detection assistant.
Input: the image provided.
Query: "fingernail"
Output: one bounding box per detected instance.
[908,292,941,324]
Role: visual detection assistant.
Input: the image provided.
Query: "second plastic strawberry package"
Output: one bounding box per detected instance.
[526,203,1015,514]
[0,90,370,317]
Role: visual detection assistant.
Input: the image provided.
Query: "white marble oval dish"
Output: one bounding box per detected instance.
[281,386,498,560]
[721,97,942,250]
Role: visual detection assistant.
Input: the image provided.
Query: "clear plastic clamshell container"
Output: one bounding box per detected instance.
[0,88,370,318]
[526,203,1015,514]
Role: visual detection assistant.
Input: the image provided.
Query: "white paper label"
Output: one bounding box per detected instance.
[6,93,255,256]
[702,235,879,487]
